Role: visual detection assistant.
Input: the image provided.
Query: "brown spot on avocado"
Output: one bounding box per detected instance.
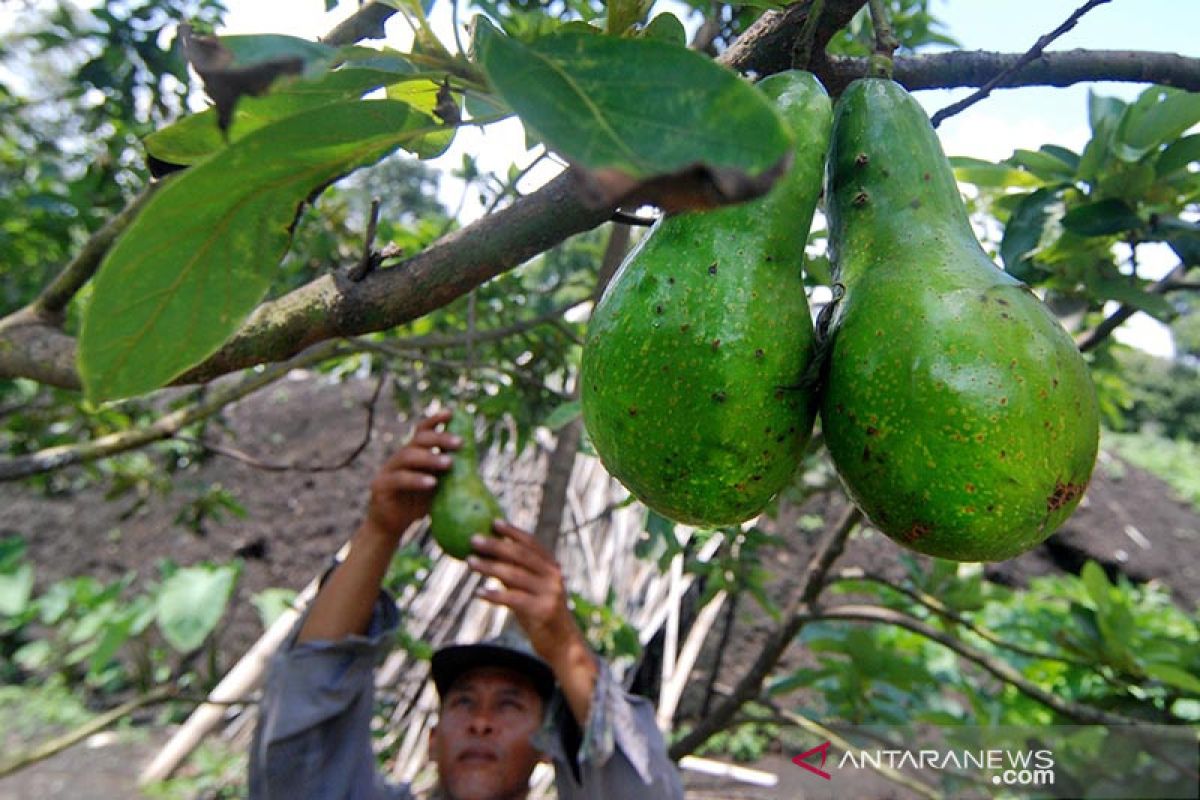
[866,426,878,437]
[680,323,690,332]
[903,522,932,543]
[628,407,638,417]
[852,191,870,207]
[922,172,931,181]
[909,198,921,209]
[855,152,870,166]
[708,262,718,275]
[712,391,726,403]
[711,339,721,350]
[862,445,871,462]
[754,348,765,359]
[655,304,663,314]
[965,482,976,493]
[1046,480,1085,512]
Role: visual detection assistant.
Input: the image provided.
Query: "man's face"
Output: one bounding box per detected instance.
[429,665,547,800]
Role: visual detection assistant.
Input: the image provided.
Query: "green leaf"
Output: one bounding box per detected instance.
[1007,148,1076,181]
[217,33,338,76]
[1000,187,1061,280]
[543,399,581,430]
[606,0,653,35]
[80,100,438,403]
[1154,215,1200,266]
[250,588,297,629]
[1156,134,1200,177]
[1061,199,1143,237]
[144,66,414,167]
[1116,86,1200,163]
[0,563,34,617]
[1143,663,1200,696]
[1088,90,1127,135]
[1039,144,1081,171]
[1080,561,1111,610]
[1078,115,1117,184]
[385,78,458,158]
[949,157,1042,189]
[803,253,832,286]
[640,12,687,46]
[473,20,791,193]
[1085,271,1176,322]
[155,564,239,653]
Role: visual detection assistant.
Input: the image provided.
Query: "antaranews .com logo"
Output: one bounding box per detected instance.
[787,724,1200,799]
[792,739,1055,787]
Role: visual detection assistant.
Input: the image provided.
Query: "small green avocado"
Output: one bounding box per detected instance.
[428,411,503,559]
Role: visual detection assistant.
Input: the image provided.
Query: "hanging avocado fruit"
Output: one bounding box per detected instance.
[820,78,1100,562]
[581,70,832,526]
[429,410,503,559]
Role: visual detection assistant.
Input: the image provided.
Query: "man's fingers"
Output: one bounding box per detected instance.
[385,447,453,475]
[373,469,439,493]
[485,521,558,569]
[411,429,462,451]
[413,410,454,433]
[466,554,543,593]
[470,532,556,577]
[475,586,537,616]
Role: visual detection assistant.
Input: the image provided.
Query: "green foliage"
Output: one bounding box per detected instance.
[0,542,271,693]
[696,718,780,762]
[1104,430,1200,511]
[1100,347,1200,440]
[826,0,960,56]
[570,590,642,663]
[142,738,247,800]
[952,85,1200,331]
[79,99,450,402]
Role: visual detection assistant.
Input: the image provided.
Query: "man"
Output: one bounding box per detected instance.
[249,409,684,800]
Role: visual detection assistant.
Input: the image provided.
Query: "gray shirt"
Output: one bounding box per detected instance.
[248,590,683,799]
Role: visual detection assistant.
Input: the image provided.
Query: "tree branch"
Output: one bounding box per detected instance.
[668,504,863,759]
[812,604,1192,734]
[34,183,161,318]
[828,569,1093,667]
[0,340,348,482]
[1077,262,1192,352]
[827,49,1200,96]
[930,0,1113,126]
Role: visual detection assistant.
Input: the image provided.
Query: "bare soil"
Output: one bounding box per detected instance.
[1,374,1196,799]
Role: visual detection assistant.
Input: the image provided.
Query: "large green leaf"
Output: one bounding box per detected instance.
[80,100,441,403]
[155,564,239,654]
[473,19,791,198]
[949,156,1042,189]
[1087,90,1126,135]
[1061,198,1143,237]
[1116,85,1200,163]
[144,66,414,166]
[1143,663,1200,696]
[1000,186,1061,281]
[1007,148,1076,182]
[1156,134,1200,177]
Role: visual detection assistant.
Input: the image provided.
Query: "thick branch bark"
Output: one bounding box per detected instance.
[827,49,1200,96]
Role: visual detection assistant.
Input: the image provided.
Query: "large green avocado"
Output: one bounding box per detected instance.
[429,410,502,559]
[581,71,831,526]
[821,78,1100,562]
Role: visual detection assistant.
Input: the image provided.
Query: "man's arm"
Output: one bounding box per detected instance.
[296,411,460,643]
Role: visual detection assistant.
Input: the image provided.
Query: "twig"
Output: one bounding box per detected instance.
[353,299,587,352]
[867,0,898,59]
[0,687,175,778]
[931,0,1113,127]
[180,368,387,472]
[669,504,863,759]
[828,569,1093,667]
[0,340,349,482]
[790,0,825,70]
[1077,261,1190,352]
[811,604,1195,735]
[348,198,382,282]
[33,182,161,317]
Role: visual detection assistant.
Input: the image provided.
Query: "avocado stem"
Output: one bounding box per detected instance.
[867,0,899,71]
